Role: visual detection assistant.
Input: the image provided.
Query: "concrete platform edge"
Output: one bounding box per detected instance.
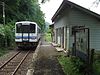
[26,41,41,75]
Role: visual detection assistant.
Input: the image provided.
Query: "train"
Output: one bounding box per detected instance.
[15,21,41,48]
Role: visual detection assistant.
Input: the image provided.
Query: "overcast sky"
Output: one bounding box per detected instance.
[39,0,100,24]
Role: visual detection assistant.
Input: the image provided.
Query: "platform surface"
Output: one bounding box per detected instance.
[33,40,65,75]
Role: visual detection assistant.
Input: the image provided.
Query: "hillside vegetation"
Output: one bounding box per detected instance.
[0,0,45,55]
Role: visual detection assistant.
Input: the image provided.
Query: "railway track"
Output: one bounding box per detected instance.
[0,50,34,75]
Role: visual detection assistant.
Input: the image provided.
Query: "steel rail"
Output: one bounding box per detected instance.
[0,51,21,69]
[11,50,30,75]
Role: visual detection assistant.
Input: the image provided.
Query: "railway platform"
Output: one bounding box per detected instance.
[29,40,65,75]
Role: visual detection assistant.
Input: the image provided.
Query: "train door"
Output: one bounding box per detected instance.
[21,24,30,42]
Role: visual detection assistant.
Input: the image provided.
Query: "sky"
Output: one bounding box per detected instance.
[39,0,100,24]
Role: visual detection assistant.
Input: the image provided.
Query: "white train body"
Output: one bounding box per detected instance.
[15,21,41,48]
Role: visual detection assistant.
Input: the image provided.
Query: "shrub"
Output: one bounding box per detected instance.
[0,21,15,47]
[58,56,84,75]
[93,51,100,75]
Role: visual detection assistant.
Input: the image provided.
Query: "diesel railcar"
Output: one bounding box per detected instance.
[15,21,41,48]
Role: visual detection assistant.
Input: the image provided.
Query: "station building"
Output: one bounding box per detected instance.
[51,0,100,52]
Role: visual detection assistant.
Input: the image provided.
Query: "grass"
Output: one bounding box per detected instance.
[58,56,84,75]
[44,33,52,42]
[0,44,15,57]
[44,30,100,75]
[0,48,10,57]
[93,51,100,75]
[58,51,100,75]
[93,60,100,75]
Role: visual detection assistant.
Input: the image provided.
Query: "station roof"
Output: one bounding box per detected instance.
[51,0,100,22]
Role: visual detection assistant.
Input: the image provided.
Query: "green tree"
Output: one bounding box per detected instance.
[0,0,45,29]
[0,0,45,47]
[41,0,49,3]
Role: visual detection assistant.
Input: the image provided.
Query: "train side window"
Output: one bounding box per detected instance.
[37,28,41,33]
[30,24,35,33]
[16,23,22,33]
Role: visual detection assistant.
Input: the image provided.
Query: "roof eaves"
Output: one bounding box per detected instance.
[51,0,100,22]
[51,0,66,22]
[66,0,100,20]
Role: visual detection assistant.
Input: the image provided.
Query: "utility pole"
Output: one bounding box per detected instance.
[2,2,7,47]
[2,2,5,25]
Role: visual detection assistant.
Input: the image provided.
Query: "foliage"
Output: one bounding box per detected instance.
[0,21,15,47]
[93,51,100,75]
[44,22,50,32]
[44,33,51,42]
[0,0,45,48]
[0,0,45,29]
[58,56,84,75]
[93,60,100,75]
[41,0,50,3]
[47,28,51,33]
[0,48,9,57]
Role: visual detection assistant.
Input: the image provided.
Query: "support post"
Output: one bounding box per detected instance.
[64,27,66,50]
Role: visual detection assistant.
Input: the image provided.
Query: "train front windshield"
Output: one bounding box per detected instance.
[16,23,36,33]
